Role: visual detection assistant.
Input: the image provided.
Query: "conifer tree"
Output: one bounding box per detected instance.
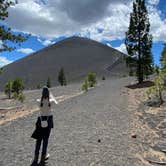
[58,68,67,86]
[160,44,166,73]
[125,0,153,83]
[0,0,27,52]
[12,77,24,95]
[4,80,13,99]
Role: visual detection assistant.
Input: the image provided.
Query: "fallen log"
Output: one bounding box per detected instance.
[146,159,166,165]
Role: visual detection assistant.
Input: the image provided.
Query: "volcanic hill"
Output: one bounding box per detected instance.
[0,36,128,89]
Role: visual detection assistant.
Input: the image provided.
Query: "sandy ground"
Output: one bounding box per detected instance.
[127,84,166,165]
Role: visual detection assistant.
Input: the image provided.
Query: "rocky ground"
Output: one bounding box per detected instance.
[0,77,165,166]
[127,84,166,165]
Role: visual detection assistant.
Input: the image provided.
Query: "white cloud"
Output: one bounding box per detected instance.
[4,0,166,43]
[148,0,160,5]
[148,5,166,42]
[106,43,112,47]
[37,38,55,46]
[17,48,35,54]
[6,0,83,37]
[115,43,127,54]
[0,56,13,67]
[80,3,132,41]
[5,0,133,39]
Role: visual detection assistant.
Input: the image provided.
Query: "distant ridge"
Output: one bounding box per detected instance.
[0,36,128,90]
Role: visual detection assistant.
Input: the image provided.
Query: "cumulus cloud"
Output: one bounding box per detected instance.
[106,42,127,54]
[80,3,132,41]
[106,43,112,47]
[6,0,132,38]
[37,38,55,46]
[115,43,127,54]
[0,56,13,67]
[148,5,166,42]
[17,48,35,54]
[5,0,166,42]
[148,0,160,5]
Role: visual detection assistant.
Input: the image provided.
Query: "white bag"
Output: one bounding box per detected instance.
[40,116,48,128]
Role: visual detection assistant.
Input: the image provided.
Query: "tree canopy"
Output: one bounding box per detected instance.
[0,0,27,52]
[125,0,153,83]
[160,44,166,72]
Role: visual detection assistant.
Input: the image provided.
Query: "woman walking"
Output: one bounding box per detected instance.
[31,86,57,166]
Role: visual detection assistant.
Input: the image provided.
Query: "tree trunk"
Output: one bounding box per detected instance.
[159,89,164,105]
[8,90,11,99]
[138,5,143,84]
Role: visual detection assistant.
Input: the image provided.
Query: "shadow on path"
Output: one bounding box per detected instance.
[30,161,49,166]
[126,81,154,89]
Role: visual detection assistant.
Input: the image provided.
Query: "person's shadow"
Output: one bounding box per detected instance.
[30,161,48,166]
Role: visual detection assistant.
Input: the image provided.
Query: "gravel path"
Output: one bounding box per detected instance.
[0,77,141,166]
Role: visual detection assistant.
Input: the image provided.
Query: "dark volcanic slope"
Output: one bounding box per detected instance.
[0,37,127,89]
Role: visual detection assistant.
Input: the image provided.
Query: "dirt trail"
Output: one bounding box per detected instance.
[0,77,143,166]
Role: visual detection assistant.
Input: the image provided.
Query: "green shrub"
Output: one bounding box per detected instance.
[18,93,25,103]
[146,71,166,105]
[0,67,3,74]
[81,78,89,92]
[4,77,25,102]
[13,92,25,103]
[87,72,97,87]
[12,78,24,95]
[4,80,13,99]
[81,72,97,92]
[47,77,51,88]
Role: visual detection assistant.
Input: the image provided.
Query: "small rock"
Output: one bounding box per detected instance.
[158,122,166,130]
[131,134,137,138]
[153,143,166,153]
[98,139,101,143]
[1,114,5,118]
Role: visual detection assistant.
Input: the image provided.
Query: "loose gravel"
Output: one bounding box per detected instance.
[0,77,141,166]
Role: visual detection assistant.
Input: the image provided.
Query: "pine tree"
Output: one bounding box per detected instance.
[160,44,166,73]
[0,67,3,74]
[4,80,13,99]
[12,77,24,95]
[125,0,153,83]
[46,77,51,88]
[58,68,67,86]
[0,0,27,52]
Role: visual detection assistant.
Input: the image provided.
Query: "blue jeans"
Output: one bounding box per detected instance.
[35,137,49,156]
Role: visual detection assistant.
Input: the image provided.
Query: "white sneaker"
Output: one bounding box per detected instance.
[45,153,50,160]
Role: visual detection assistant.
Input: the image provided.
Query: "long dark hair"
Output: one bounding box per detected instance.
[40,86,51,107]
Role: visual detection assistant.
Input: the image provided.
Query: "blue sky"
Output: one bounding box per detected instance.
[0,0,166,67]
